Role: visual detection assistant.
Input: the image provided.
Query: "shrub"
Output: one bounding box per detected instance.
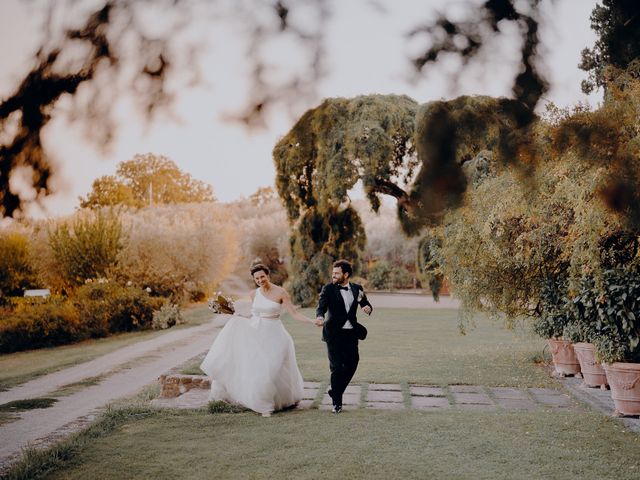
[152,302,184,330]
[0,230,39,297]
[114,204,239,302]
[417,234,443,300]
[242,208,289,286]
[391,265,413,289]
[427,76,640,362]
[367,261,393,290]
[586,267,640,363]
[288,252,333,306]
[47,209,125,289]
[0,302,86,353]
[74,281,165,336]
[532,276,573,339]
[360,204,420,268]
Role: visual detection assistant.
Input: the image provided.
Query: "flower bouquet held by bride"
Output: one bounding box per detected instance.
[208,293,235,314]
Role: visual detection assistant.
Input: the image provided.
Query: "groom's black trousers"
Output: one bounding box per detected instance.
[326,329,359,406]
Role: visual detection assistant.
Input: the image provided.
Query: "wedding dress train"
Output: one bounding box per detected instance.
[200,288,304,415]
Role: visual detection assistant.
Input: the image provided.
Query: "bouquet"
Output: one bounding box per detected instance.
[208,293,235,314]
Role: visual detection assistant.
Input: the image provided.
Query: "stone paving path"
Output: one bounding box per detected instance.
[562,376,640,433]
[153,378,640,434]
[151,381,585,414]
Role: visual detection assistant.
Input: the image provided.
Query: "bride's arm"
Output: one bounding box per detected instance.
[280,290,316,325]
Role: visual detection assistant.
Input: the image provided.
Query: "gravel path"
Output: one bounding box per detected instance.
[0,322,220,406]
[0,320,221,469]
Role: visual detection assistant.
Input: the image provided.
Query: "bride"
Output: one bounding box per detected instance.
[200,263,319,417]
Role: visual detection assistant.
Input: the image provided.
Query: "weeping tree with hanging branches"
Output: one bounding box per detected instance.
[273,94,419,304]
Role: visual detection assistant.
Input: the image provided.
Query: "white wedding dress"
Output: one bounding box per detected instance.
[200,288,304,415]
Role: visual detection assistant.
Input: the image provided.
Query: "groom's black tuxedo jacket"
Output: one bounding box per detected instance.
[316,282,373,342]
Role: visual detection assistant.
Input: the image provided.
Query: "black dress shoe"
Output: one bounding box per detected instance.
[331,405,342,414]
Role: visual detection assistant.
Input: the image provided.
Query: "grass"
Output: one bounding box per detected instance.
[0,397,58,427]
[290,308,553,388]
[16,408,638,480]
[0,304,211,391]
[177,308,553,388]
[49,376,107,398]
[0,398,58,411]
[0,411,16,426]
[177,354,206,375]
[285,309,557,387]
[0,406,161,480]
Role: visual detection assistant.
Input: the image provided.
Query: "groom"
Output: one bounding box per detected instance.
[315,259,373,413]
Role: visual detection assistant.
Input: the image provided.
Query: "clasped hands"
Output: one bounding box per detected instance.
[315,305,371,327]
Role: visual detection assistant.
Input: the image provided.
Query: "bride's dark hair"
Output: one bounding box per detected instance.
[250,263,270,276]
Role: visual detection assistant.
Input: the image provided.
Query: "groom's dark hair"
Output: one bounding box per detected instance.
[333,259,353,278]
[250,263,270,276]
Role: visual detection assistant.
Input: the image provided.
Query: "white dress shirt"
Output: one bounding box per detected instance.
[339,283,354,329]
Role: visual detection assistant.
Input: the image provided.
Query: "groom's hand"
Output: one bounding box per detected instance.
[314,317,325,327]
[362,305,372,315]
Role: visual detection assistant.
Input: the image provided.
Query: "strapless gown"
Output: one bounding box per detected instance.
[200,288,304,415]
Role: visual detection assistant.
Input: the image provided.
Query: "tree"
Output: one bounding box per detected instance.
[0,230,38,297]
[79,176,136,208]
[48,209,125,289]
[579,1,640,94]
[273,94,418,304]
[114,204,240,302]
[79,153,214,208]
[428,76,640,338]
[249,186,277,208]
[416,234,444,301]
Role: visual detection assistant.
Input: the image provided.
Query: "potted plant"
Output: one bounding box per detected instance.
[590,266,640,416]
[563,325,608,389]
[566,277,608,388]
[533,276,581,377]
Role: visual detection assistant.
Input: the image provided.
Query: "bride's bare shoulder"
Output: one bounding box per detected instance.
[273,284,288,299]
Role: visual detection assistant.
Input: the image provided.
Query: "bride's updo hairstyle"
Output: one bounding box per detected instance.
[250,263,270,277]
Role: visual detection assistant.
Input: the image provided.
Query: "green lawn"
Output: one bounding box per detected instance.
[0,305,212,391]
[28,408,640,480]
[8,308,640,480]
[182,308,553,387]
[290,308,553,387]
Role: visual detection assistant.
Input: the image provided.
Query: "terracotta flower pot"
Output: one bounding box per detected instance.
[573,342,608,388]
[603,362,640,416]
[547,338,581,376]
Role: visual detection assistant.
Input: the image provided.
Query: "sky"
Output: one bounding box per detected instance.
[0,0,601,218]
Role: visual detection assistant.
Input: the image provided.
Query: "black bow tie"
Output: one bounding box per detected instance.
[339,286,349,291]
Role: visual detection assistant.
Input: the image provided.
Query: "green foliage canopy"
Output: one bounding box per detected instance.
[48,209,125,289]
[0,231,38,297]
[273,94,419,303]
[579,1,640,94]
[79,153,214,208]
